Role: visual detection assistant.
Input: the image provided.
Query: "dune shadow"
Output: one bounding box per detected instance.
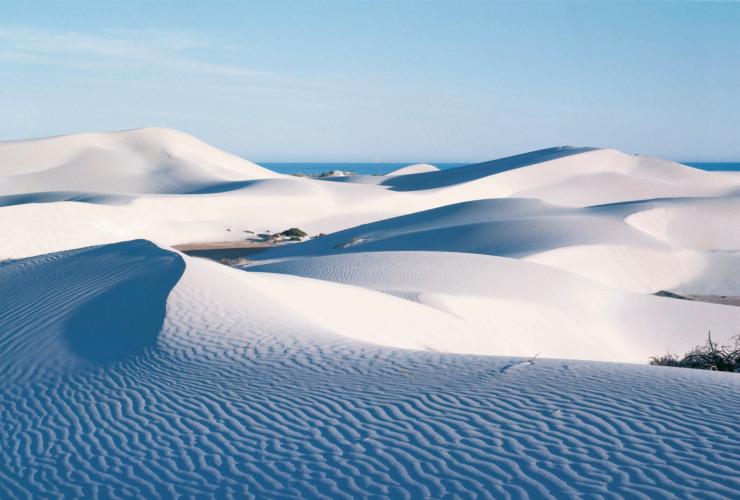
[383,146,595,191]
[0,191,134,207]
[64,240,185,364]
[185,180,259,194]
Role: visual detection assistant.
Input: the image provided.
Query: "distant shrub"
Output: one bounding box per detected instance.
[650,332,740,372]
[649,353,680,367]
[274,227,308,239]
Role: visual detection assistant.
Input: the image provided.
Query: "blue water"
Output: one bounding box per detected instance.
[684,162,740,172]
[263,161,740,175]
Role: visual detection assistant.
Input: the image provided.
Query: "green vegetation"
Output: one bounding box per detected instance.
[277,227,308,238]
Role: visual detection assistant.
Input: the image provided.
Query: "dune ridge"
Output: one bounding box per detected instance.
[1,130,739,260]
[1,129,740,496]
[0,127,279,196]
[1,242,738,497]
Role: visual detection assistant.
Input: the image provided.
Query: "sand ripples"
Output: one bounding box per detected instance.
[1,242,739,498]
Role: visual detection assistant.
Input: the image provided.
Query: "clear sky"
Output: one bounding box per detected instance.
[1,1,739,162]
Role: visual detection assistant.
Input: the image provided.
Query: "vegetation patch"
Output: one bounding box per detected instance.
[271,227,309,242]
[651,332,740,372]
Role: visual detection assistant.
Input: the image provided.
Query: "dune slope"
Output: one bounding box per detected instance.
[0,240,184,376]
[248,250,740,360]
[0,127,279,196]
[381,146,596,190]
[0,241,738,498]
[2,129,740,495]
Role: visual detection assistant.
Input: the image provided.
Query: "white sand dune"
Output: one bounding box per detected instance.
[1,241,738,497]
[1,130,738,260]
[0,127,279,196]
[621,196,740,251]
[250,196,739,296]
[385,163,440,175]
[248,251,740,360]
[248,198,662,260]
[379,146,597,190]
[373,147,739,203]
[0,240,185,376]
[2,129,740,496]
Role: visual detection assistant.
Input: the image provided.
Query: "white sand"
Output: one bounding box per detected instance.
[2,132,738,261]
[1,128,739,496]
[1,241,738,497]
[1,127,739,356]
[385,163,440,175]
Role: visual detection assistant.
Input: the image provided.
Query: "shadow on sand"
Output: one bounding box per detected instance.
[382,146,595,191]
[64,240,185,364]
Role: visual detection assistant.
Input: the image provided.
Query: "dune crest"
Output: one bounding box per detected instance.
[2,242,739,497]
[385,163,440,175]
[0,127,280,196]
[0,240,185,375]
[1,128,740,496]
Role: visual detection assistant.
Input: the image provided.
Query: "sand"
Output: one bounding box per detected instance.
[1,127,739,496]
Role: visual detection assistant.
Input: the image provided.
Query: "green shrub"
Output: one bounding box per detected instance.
[277,227,308,238]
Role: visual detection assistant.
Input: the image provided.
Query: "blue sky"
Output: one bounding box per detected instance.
[1,1,739,161]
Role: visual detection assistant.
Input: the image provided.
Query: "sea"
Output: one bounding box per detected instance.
[262,162,740,176]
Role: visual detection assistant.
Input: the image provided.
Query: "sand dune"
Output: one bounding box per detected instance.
[2,129,740,496]
[250,196,738,296]
[248,198,661,260]
[378,146,594,190]
[0,240,184,376]
[1,241,738,497]
[0,127,279,196]
[398,148,740,207]
[248,251,740,360]
[1,131,738,260]
[385,163,440,176]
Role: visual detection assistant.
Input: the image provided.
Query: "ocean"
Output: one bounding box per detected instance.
[262,162,740,176]
[684,162,740,172]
